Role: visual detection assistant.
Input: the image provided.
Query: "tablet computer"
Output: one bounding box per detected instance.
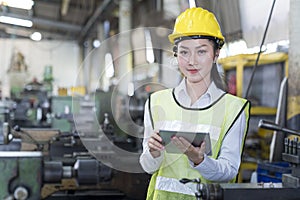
[159,130,212,155]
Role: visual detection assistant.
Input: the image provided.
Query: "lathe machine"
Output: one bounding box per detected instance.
[0,95,150,200]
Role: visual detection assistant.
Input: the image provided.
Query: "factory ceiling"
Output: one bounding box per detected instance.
[0,0,248,45]
[0,0,120,43]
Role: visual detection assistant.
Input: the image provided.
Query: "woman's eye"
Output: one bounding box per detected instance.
[198,50,207,54]
[179,50,188,55]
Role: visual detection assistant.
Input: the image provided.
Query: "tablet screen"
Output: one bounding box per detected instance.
[159,130,212,155]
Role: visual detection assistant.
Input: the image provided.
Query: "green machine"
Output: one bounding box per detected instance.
[51,96,81,133]
[0,152,43,200]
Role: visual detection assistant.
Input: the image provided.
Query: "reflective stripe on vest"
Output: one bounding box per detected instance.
[155,176,196,196]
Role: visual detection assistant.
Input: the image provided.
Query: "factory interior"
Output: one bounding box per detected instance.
[1,0,300,199]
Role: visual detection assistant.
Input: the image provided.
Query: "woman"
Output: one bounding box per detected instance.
[139,7,250,200]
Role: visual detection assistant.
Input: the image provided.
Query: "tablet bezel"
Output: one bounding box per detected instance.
[159,130,212,155]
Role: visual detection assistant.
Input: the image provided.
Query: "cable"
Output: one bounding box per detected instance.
[244,0,277,99]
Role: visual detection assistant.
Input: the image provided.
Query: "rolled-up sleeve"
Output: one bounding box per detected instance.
[139,99,163,174]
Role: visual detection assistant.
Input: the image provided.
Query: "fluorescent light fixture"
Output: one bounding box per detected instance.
[0,16,33,27]
[1,0,34,10]
[30,32,42,41]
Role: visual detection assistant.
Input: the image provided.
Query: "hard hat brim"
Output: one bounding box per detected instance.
[169,33,225,48]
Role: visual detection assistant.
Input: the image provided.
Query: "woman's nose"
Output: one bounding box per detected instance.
[188,53,197,65]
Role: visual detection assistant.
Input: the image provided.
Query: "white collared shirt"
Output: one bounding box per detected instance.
[139,79,246,182]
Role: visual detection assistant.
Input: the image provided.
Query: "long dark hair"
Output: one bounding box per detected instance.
[211,62,226,91]
[209,39,226,91]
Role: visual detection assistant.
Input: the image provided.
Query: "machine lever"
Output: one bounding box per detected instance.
[258,119,300,136]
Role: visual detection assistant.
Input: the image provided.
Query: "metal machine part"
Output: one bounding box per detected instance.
[14,186,29,200]
[0,151,115,199]
[259,119,300,188]
[1,122,12,145]
[269,77,288,162]
[181,179,300,200]
[204,182,300,200]
[258,119,300,136]
[74,159,112,185]
[0,102,22,151]
[0,151,43,200]
[43,159,112,185]
[74,96,145,173]
[12,89,51,128]
[43,161,64,183]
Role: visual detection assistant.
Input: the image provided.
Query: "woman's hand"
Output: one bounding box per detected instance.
[171,136,206,165]
[148,131,164,158]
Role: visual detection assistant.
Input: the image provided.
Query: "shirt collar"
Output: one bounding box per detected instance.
[174,78,225,104]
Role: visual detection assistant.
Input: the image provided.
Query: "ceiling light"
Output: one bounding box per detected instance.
[93,39,101,48]
[1,0,34,10]
[0,16,33,27]
[30,32,42,41]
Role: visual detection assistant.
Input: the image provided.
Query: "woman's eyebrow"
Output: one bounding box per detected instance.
[179,44,208,49]
[178,46,189,50]
[195,44,208,49]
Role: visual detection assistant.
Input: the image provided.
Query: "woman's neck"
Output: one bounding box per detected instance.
[186,78,212,105]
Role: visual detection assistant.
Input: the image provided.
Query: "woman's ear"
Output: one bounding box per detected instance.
[214,49,220,63]
[173,45,178,57]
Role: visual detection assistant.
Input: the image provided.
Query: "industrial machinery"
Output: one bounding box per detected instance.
[180,179,300,200]
[0,93,150,200]
[179,120,300,200]
[11,78,52,129]
[258,120,300,188]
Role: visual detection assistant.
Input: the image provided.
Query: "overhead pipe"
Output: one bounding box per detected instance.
[77,0,112,43]
[0,11,81,32]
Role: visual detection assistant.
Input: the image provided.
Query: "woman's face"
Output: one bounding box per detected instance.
[177,39,218,85]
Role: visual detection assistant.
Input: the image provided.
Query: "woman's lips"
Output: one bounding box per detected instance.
[187,69,199,74]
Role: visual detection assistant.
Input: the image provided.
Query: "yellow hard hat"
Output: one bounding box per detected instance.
[168,7,225,48]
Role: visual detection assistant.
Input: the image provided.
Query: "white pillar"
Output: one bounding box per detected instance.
[287,0,300,130]
[117,0,132,96]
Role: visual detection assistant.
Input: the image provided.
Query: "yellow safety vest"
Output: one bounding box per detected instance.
[146,88,250,200]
